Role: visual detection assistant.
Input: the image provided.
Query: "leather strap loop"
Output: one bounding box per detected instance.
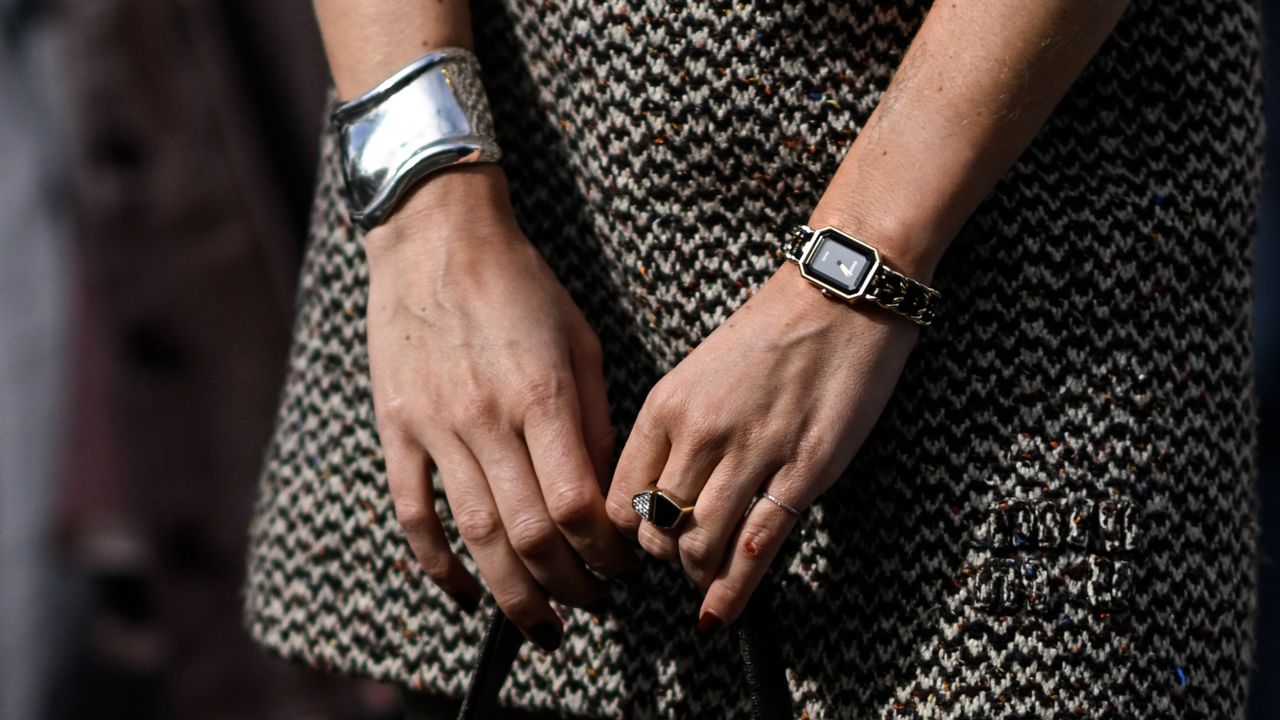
[455,578,793,719]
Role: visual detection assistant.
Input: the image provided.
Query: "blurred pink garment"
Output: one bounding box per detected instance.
[53,0,387,717]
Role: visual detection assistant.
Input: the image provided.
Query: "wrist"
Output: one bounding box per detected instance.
[805,202,945,286]
[363,164,515,260]
[776,221,942,328]
[769,261,921,338]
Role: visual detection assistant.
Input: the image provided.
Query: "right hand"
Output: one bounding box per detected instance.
[363,165,638,652]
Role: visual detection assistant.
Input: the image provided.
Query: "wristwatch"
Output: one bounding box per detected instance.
[781,224,941,327]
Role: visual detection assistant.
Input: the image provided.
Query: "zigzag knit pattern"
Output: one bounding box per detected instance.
[242,0,1264,717]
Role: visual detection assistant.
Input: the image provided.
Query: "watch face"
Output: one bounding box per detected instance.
[803,230,877,296]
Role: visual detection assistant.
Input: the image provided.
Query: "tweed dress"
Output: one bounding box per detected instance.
[242,0,1265,717]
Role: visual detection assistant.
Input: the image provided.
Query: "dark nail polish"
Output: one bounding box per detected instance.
[447,591,480,613]
[529,622,563,652]
[697,609,722,633]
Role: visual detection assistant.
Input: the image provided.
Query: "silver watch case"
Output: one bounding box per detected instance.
[332,47,501,230]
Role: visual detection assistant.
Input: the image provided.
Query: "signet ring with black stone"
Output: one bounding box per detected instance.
[631,486,693,530]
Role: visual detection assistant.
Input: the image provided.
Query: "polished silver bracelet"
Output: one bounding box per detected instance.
[331,47,502,231]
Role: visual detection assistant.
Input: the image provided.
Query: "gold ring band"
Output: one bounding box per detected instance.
[631,486,693,530]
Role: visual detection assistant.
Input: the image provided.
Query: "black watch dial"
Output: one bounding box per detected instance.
[802,229,877,296]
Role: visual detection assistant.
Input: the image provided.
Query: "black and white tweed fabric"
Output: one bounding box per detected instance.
[242,0,1264,717]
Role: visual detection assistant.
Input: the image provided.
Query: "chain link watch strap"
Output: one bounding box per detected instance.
[783,225,941,327]
[782,225,812,262]
[862,262,941,326]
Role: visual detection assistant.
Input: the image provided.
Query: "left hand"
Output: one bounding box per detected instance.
[605,258,923,631]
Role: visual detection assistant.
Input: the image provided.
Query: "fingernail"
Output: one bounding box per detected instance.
[697,609,722,633]
[529,622,563,652]
[447,591,480,613]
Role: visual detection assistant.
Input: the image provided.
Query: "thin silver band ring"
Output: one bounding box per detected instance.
[754,491,803,518]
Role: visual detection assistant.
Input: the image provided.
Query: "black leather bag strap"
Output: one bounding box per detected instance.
[456,606,526,720]
[735,577,794,719]
[454,577,793,720]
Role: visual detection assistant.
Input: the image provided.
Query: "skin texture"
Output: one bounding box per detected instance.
[313,0,1134,645]
[361,167,639,651]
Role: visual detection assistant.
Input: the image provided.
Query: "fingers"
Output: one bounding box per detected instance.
[381,430,483,610]
[675,455,780,590]
[571,332,615,489]
[604,404,672,539]
[698,469,804,631]
[634,440,720,564]
[433,436,566,652]
[523,374,639,579]
[466,425,611,609]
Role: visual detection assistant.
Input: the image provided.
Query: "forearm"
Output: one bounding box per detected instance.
[313,0,475,100]
[811,0,1133,283]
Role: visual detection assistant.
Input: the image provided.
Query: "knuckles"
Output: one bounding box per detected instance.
[393,502,435,537]
[787,431,830,472]
[679,415,729,458]
[737,516,787,562]
[515,371,573,414]
[643,379,688,425]
[636,525,679,562]
[453,506,504,545]
[453,391,504,434]
[546,486,598,529]
[506,515,561,559]
[376,395,415,435]
[677,530,717,576]
[415,549,457,583]
[605,492,638,533]
[641,380,747,457]
[449,367,575,434]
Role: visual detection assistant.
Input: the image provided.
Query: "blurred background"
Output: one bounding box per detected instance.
[0,1,1275,719]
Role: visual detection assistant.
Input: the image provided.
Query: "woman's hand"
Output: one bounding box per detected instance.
[364,166,637,651]
[605,257,922,630]
[597,0,1134,634]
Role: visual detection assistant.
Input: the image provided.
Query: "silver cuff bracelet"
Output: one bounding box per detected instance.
[331,47,502,231]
